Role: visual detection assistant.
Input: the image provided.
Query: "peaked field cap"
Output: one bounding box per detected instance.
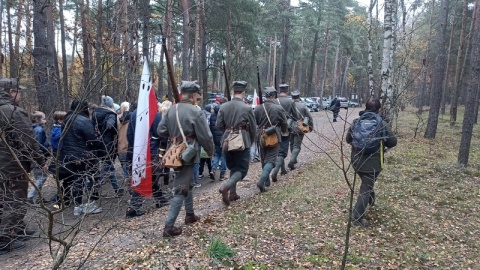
[279,83,289,92]
[0,78,26,90]
[180,80,201,93]
[264,86,277,96]
[233,81,248,91]
[291,90,301,97]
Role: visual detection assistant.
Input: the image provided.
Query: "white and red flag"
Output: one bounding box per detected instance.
[252,88,259,109]
[131,58,157,197]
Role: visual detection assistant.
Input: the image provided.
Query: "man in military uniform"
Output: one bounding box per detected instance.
[288,90,314,170]
[216,81,257,205]
[271,83,298,182]
[0,78,45,254]
[157,81,214,237]
[253,87,288,192]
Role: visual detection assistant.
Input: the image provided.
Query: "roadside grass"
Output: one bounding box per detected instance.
[116,109,480,269]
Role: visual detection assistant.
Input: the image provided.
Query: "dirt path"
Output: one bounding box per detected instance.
[2,108,361,269]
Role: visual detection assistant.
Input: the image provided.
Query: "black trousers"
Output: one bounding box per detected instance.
[353,172,379,220]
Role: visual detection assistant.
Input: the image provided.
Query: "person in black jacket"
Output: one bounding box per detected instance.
[125,109,169,218]
[92,96,124,196]
[330,97,341,122]
[207,104,227,180]
[59,99,102,216]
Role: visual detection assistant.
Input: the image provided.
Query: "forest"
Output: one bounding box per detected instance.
[1,0,480,268]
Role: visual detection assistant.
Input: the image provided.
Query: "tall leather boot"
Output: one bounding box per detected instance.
[270,157,284,182]
[257,163,274,192]
[280,159,287,175]
[288,149,300,170]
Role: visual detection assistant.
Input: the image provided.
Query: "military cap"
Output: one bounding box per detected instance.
[0,78,26,91]
[232,81,248,92]
[291,90,301,98]
[264,86,277,97]
[279,83,289,92]
[180,80,201,94]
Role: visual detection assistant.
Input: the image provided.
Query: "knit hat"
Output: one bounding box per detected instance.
[101,95,114,108]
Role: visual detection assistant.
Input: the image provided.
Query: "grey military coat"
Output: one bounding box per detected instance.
[157,102,215,165]
[216,97,257,149]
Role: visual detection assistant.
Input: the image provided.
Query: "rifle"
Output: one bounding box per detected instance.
[274,74,278,92]
[222,56,231,101]
[160,24,180,103]
[256,65,263,104]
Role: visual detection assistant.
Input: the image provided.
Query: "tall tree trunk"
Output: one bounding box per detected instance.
[459,4,476,106]
[47,0,62,105]
[332,42,340,97]
[180,0,189,80]
[166,0,173,99]
[458,0,480,166]
[424,0,450,139]
[59,0,69,108]
[79,0,91,94]
[341,54,351,97]
[319,28,329,99]
[441,7,457,115]
[0,0,3,78]
[142,0,150,59]
[272,34,277,85]
[33,0,61,115]
[69,0,79,96]
[296,34,304,90]
[367,0,377,97]
[95,0,104,96]
[14,0,24,63]
[199,0,207,97]
[450,0,469,126]
[307,10,321,94]
[379,0,395,122]
[280,0,291,84]
[192,0,200,80]
[6,0,17,77]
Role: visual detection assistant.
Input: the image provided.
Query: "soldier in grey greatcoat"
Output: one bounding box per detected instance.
[157,81,214,237]
[271,84,299,182]
[216,81,257,205]
[288,91,314,170]
[253,87,288,192]
[0,78,45,253]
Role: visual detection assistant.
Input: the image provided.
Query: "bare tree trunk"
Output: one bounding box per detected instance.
[14,0,24,63]
[166,0,173,99]
[450,0,469,126]
[367,0,377,97]
[6,0,17,77]
[458,0,480,166]
[192,0,200,80]
[95,0,104,96]
[33,0,61,115]
[280,0,291,84]
[296,34,304,90]
[441,8,457,115]
[79,0,91,94]
[332,42,340,97]
[424,0,450,139]
[272,34,277,85]
[307,10,321,94]
[180,0,189,80]
[379,0,395,122]
[319,28,329,99]
[58,0,69,108]
[459,4,476,106]
[199,0,207,96]
[341,54,351,97]
[69,0,79,95]
[226,5,231,62]
[0,0,3,77]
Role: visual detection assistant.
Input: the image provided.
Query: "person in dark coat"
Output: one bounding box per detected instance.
[208,104,227,180]
[92,95,123,196]
[253,87,288,192]
[157,81,214,237]
[330,97,341,122]
[346,97,397,226]
[125,108,169,218]
[0,78,45,253]
[288,91,314,170]
[59,99,102,216]
[216,81,257,205]
[271,84,298,182]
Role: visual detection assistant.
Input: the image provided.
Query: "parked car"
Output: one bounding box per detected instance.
[321,98,331,110]
[348,101,360,107]
[305,97,319,112]
[338,97,349,109]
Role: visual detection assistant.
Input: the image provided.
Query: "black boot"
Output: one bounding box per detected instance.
[288,149,300,170]
[163,225,182,237]
[257,163,274,192]
[126,207,145,218]
[271,157,283,182]
[280,159,287,175]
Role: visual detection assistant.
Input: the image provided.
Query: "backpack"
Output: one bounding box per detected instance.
[351,112,386,154]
